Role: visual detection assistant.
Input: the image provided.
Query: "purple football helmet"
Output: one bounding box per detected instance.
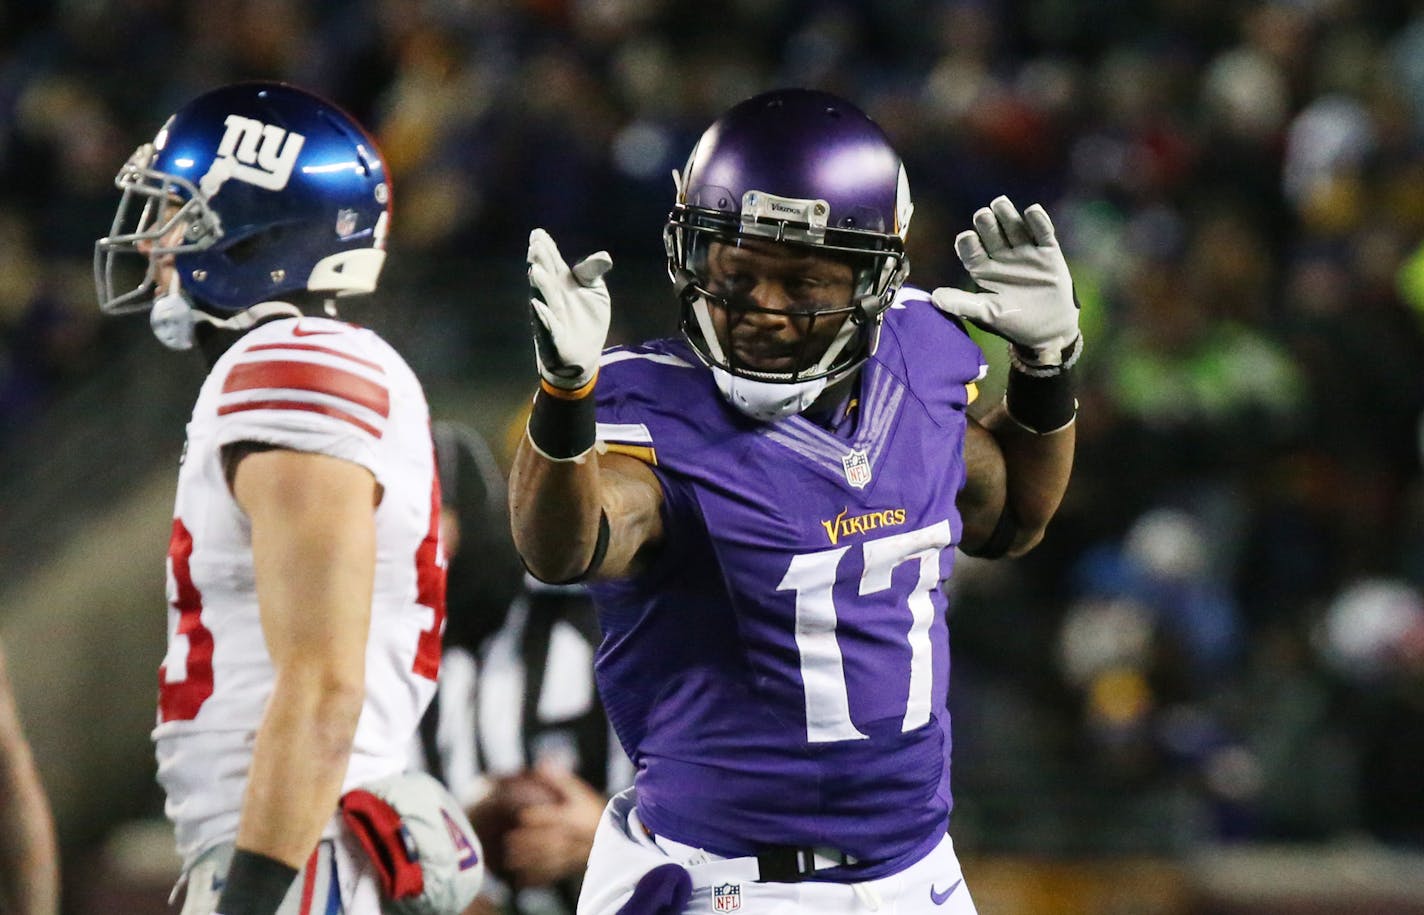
[665,88,913,388]
[95,82,390,321]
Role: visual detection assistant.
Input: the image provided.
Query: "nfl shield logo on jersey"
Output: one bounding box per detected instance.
[842,449,872,489]
[712,882,742,912]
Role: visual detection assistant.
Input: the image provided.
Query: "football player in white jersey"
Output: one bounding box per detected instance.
[96,83,481,915]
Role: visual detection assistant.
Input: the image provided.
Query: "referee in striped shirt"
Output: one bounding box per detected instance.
[413,421,632,915]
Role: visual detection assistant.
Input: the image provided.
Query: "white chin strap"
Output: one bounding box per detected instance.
[693,296,857,421]
[149,274,301,351]
[711,367,827,422]
[148,275,200,350]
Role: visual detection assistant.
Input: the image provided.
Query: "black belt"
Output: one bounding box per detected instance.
[755,845,861,883]
[640,818,862,883]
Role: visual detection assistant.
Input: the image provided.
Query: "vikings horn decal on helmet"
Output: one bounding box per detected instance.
[95,81,391,336]
[664,88,913,417]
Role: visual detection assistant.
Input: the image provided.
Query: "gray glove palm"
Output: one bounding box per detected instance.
[930,196,1081,374]
[527,228,613,390]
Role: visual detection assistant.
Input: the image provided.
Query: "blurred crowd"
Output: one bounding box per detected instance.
[4,0,1424,858]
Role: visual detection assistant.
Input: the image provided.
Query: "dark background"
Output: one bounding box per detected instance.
[2,1,1424,911]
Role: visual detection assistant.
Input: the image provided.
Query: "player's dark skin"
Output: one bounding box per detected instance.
[703,239,857,376]
[510,241,1074,584]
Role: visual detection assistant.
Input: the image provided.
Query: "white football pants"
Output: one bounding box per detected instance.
[177,837,382,915]
[577,789,979,915]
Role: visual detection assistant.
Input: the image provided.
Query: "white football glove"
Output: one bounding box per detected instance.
[527,228,613,390]
[930,196,1081,374]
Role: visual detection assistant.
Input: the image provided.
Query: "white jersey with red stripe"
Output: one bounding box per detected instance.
[153,314,446,867]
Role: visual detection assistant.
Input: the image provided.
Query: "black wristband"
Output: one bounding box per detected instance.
[215,848,299,915]
[527,377,597,460]
[1005,366,1076,434]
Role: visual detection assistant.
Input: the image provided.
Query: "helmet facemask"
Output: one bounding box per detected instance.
[666,200,907,388]
[94,143,224,316]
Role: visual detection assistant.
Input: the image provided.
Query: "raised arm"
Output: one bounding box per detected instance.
[510,447,664,583]
[959,406,1075,557]
[219,447,377,909]
[510,229,663,583]
[941,197,1080,559]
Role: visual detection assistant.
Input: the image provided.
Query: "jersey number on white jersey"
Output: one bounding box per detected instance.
[159,519,214,722]
[158,474,448,723]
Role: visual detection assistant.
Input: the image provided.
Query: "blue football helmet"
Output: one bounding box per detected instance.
[95,82,390,345]
[665,88,913,416]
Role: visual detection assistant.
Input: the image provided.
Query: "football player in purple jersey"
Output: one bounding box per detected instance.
[509,88,1080,914]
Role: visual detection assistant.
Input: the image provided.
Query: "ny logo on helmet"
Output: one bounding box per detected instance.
[199,115,306,197]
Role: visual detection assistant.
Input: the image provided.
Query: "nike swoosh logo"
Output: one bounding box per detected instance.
[930,878,962,905]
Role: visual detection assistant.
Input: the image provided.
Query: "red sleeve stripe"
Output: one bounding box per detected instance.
[223,360,390,418]
[243,342,384,374]
[217,400,383,438]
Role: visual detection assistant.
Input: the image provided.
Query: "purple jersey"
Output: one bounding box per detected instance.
[588,288,987,879]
